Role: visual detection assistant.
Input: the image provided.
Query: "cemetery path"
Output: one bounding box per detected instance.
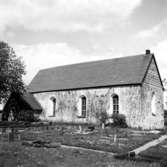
[61,144,114,155]
[130,135,167,155]
[61,134,167,159]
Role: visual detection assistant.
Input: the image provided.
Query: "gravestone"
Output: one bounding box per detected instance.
[8,128,15,142]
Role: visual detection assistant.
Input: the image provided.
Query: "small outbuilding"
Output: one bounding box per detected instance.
[2,92,42,121]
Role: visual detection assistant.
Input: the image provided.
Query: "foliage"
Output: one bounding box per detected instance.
[95,98,109,126]
[111,113,127,128]
[164,117,167,126]
[96,111,108,125]
[0,41,26,103]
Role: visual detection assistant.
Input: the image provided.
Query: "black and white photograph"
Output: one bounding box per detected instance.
[0,0,167,166]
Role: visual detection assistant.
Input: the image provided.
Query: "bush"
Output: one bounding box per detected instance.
[96,111,108,125]
[111,113,127,128]
[164,110,167,118]
[164,117,167,126]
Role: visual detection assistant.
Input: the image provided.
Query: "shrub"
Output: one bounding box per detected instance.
[164,117,167,126]
[111,113,127,128]
[164,110,167,118]
[96,111,108,124]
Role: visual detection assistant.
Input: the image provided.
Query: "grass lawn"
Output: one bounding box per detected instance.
[0,142,160,167]
[20,125,163,154]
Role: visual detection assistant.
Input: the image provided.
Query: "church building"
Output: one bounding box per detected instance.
[28,50,164,129]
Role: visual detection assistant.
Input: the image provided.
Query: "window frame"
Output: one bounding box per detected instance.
[112,94,119,114]
[151,92,156,116]
[50,96,56,117]
[78,95,87,118]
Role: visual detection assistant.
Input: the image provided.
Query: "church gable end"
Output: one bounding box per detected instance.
[141,55,164,129]
[143,56,163,89]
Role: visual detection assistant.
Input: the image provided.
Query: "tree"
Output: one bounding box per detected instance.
[0,41,26,103]
[96,98,108,129]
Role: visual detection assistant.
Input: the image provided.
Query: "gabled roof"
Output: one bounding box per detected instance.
[20,92,42,111]
[3,92,42,112]
[28,54,155,93]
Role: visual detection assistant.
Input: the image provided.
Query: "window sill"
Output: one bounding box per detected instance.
[48,115,56,117]
[77,116,86,119]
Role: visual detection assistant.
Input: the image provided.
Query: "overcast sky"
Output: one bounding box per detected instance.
[1,0,167,84]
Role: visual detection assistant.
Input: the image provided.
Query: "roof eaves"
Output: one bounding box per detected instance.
[21,94,42,111]
[29,83,142,94]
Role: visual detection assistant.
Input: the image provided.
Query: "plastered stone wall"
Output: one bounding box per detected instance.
[140,83,164,129]
[33,86,142,127]
[140,58,164,129]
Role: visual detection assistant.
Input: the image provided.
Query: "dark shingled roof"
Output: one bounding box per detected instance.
[28,54,154,93]
[20,92,42,111]
[3,92,42,112]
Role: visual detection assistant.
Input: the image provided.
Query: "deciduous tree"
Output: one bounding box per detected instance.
[0,41,26,103]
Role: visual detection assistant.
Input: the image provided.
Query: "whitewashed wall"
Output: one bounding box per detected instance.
[140,58,164,129]
[33,86,152,128]
[33,56,165,130]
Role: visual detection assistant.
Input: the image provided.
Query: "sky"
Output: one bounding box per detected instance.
[1,0,167,84]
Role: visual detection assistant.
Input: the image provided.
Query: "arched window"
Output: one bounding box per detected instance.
[113,94,119,114]
[80,96,86,118]
[50,97,56,116]
[151,92,156,116]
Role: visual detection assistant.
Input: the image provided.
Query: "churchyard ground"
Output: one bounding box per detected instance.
[0,122,165,166]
